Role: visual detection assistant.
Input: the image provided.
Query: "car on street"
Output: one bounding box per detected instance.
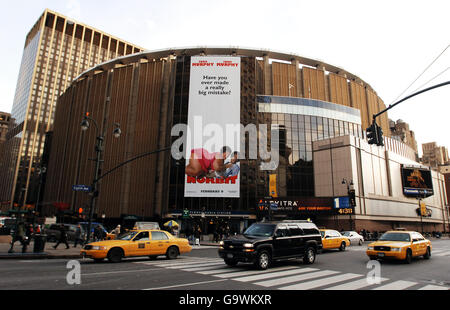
[78,222,115,240]
[44,224,79,242]
[218,220,323,270]
[0,217,11,227]
[81,229,192,263]
[320,229,350,251]
[341,231,364,245]
[366,230,432,264]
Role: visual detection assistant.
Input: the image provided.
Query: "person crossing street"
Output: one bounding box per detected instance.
[53,224,70,249]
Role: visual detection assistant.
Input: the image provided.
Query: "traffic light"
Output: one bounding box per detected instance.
[420,202,427,217]
[376,125,384,146]
[366,121,384,146]
[348,189,356,207]
[366,122,378,145]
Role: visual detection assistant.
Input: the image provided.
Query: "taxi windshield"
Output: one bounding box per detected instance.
[117,231,138,240]
[243,224,276,237]
[378,232,411,242]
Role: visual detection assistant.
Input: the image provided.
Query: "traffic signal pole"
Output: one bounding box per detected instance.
[366,80,450,146]
[372,81,450,122]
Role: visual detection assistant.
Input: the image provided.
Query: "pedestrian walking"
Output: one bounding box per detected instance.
[73,224,84,248]
[53,224,70,249]
[94,225,102,241]
[111,225,121,236]
[8,221,27,253]
[23,223,34,252]
[194,226,201,246]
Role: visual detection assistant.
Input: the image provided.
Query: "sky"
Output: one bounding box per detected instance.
[0,0,449,156]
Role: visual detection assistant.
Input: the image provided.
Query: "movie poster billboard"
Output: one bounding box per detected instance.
[184,56,241,197]
[401,165,434,197]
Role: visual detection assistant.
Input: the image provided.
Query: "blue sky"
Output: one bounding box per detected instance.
[0,0,449,154]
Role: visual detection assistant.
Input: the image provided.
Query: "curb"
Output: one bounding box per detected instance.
[0,253,82,260]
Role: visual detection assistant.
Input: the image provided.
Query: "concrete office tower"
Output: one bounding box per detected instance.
[389,119,419,160]
[0,9,144,210]
[422,142,449,169]
[0,112,11,156]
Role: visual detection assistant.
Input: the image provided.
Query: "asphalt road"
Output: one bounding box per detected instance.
[0,241,449,292]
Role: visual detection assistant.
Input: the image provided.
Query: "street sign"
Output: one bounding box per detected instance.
[182,209,190,219]
[334,197,351,209]
[72,185,92,192]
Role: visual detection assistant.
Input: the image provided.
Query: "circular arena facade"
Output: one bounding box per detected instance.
[43,47,447,235]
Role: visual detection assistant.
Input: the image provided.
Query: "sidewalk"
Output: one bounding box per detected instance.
[0,240,220,260]
[0,240,84,259]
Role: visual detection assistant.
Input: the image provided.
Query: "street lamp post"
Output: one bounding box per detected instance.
[81,114,121,244]
[342,178,354,231]
[33,166,46,228]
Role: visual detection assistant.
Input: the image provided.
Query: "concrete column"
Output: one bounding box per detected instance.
[263,55,272,95]
[291,59,302,97]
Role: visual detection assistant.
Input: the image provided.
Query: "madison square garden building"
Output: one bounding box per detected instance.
[42,47,449,236]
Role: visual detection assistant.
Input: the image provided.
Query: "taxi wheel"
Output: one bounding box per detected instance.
[404,249,412,264]
[107,248,124,263]
[339,242,346,251]
[423,247,431,259]
[166,246,179,259]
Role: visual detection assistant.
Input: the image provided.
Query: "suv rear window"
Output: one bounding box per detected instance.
[288,225,304,236]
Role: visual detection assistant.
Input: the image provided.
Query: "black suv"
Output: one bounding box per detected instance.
[218,220,323,269]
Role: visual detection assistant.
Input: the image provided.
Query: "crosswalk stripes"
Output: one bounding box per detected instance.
[197,267,242,275]
[213,265,298,278]
[325,277,389,290]
[134,256,449,290]
[418,285,450,290]
[233,267,319,283]
[180,264,231,272]
[433,250,450,257]
[279,273,362,290]
[253,270,339,288]
[165,261,224,269]
[373,280,418,290]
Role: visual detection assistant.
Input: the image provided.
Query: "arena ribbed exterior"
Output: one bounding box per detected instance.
[43,47,392,230]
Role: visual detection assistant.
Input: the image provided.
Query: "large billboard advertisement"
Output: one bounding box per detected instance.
[401,165,434,197]
[184,56,241,197]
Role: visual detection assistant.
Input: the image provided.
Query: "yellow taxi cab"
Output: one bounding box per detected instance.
[81,229,192,263]
[366,231,432,264]
[320,229,350,251]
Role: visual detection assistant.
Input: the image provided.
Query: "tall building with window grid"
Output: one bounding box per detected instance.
[0,9,144,210]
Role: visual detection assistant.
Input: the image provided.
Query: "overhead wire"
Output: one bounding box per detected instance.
[390,43,450,104]
[410,67,450,94]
